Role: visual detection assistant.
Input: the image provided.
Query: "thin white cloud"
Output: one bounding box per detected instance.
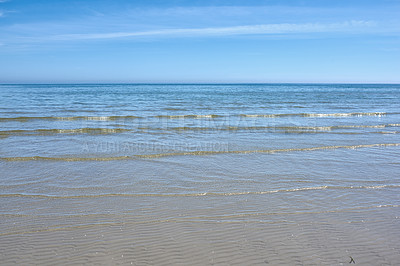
[52,20,375,41]
[0,0,10,18]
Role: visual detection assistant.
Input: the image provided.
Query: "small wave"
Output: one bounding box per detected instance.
[240,112,387,118]
[0,112,395,123]
[154,114,222,119]
[0,156,132,162]
[138,124,399,133]
[136,143,400,159]
[1,124,398,138]
[0,115,141,122]
[331,185,400,190]
[0,187,328,199]
[376,204,400,208]
[338,125,385,129]
[0,128,129,137]
[1,185,399,199]
[168,126,336,132]
[376,131,399,134]
[1,143,399,161]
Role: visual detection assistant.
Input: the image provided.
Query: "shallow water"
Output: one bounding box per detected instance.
[1,84,400,265]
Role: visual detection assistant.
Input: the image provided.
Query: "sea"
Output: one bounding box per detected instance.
[0,84,399,265]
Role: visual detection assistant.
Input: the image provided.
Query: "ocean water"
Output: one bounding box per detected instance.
[0,84,399,265]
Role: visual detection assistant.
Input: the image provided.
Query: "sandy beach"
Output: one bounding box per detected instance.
[1,84,400,265]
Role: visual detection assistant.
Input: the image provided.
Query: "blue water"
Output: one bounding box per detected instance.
[1,84,400,264]
[1,84,400,157]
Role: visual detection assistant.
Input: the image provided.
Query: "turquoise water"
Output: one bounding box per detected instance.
[1,84,400,264]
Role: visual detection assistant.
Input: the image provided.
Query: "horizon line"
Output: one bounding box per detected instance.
[1,82,400,86]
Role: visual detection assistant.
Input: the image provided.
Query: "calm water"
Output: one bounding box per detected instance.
[1,84,400,265]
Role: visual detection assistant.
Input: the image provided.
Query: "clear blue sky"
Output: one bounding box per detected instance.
[0,0,399,83]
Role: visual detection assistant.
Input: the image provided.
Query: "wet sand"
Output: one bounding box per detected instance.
[1,194,399,265]
[1,148,400,265]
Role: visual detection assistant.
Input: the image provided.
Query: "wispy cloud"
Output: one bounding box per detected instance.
[0,0,9,18]
[51,20,375,41]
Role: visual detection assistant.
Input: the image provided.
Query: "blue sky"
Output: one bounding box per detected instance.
[0,0,399,83]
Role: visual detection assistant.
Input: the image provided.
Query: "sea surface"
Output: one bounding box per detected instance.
[0,84,399,265]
